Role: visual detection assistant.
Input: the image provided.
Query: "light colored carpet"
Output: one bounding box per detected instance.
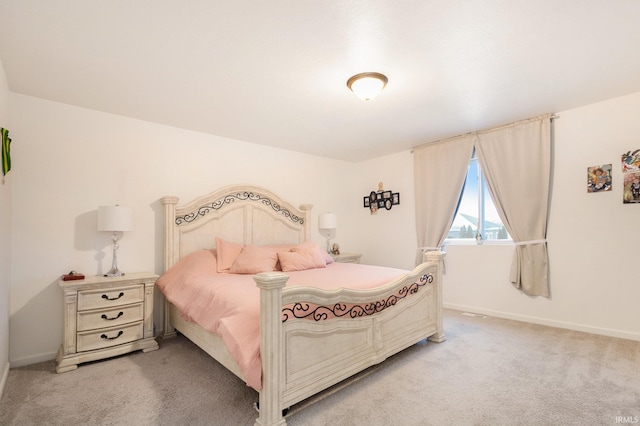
[1,309,639,425]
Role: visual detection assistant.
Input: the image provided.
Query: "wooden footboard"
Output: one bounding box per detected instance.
[254,251,445,426]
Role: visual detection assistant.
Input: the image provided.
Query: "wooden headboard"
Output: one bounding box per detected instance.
[161,185,312,271]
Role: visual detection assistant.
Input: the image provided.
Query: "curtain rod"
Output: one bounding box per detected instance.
[411,113,557,152]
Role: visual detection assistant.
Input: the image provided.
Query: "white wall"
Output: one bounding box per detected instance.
[356,93,640,341]
[0,56,10,395]
[8,94,358,366]
[8,90,640,368]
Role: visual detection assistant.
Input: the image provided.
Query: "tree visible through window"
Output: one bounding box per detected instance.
[447,156,510,242]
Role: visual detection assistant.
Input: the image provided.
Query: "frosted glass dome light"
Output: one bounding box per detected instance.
[346,72,388,101]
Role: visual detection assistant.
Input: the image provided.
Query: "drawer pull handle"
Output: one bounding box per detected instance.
[102,292,124,301]
[101,312,124,321]
[100,330,124,340]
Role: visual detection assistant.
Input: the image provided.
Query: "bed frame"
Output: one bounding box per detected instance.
[160,184,445,426]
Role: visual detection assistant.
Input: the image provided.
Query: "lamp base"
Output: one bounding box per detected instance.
[104,231,125,277]
[103,268,125,278]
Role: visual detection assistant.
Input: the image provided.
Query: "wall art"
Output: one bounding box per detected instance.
[363,182,399,214]
[623,172,640,203]
[1,127,10,185]
[621,149,640,173]
[587,164,612,193]
[621,149,640,204]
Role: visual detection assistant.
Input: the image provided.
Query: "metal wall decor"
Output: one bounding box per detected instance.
[363,182,399,214]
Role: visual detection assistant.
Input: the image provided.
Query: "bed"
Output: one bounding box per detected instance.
[157,184,446,426]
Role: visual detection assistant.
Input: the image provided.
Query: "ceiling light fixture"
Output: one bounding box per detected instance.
[346,72,388,101]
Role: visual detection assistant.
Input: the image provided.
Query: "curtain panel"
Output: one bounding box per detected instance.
[413,134,475,264]
[475,115,552,297]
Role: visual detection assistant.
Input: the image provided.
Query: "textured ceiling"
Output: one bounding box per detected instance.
[1,1,640,162]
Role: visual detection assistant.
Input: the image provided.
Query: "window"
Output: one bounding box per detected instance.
[447,155,511,243]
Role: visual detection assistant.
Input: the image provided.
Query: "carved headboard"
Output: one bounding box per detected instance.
[161,185,312,271]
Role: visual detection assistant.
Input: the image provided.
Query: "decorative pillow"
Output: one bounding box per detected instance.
[296,240,334,264]
[279,246,327,272]
[216,237,245,273]
[324,252,334,264]
[229,245,279,274]
[261,241,332,269]
[262,244,292,270]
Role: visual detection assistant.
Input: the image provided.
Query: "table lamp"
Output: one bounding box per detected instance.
[98,205,134,277]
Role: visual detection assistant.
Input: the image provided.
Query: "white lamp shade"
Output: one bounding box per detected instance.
[98,206,134,232]
[318,213,338,230]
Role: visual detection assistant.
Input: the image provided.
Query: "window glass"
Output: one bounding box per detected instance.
[447,157,511,242]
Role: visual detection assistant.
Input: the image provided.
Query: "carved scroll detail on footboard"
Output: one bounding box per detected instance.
[281,273,434,322]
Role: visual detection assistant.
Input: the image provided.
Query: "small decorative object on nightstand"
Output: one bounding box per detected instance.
[56,272,159,373]
[331,252,362,264]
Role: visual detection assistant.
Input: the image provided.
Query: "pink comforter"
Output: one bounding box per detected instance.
[156,249,409,391]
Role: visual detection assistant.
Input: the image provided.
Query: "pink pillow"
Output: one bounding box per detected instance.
[262,242,333,269]
[216,237,244,273]
[229,245,279,274]
[324,252,334,264]
[263,244,294,270]
[278,247,327,272]
[296,240,334,264]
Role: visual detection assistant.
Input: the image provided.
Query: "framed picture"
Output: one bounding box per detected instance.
[362,189,401,211]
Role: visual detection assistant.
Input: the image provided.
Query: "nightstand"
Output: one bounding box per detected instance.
[56,272,159,373]
[331,252,362,264]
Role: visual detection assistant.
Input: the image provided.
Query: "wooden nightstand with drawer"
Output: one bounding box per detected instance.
[56,272,159,373]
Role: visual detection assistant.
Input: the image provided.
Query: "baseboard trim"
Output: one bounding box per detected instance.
[444,303,640,342]
[10,351,57,369]
[0,361,9,401]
